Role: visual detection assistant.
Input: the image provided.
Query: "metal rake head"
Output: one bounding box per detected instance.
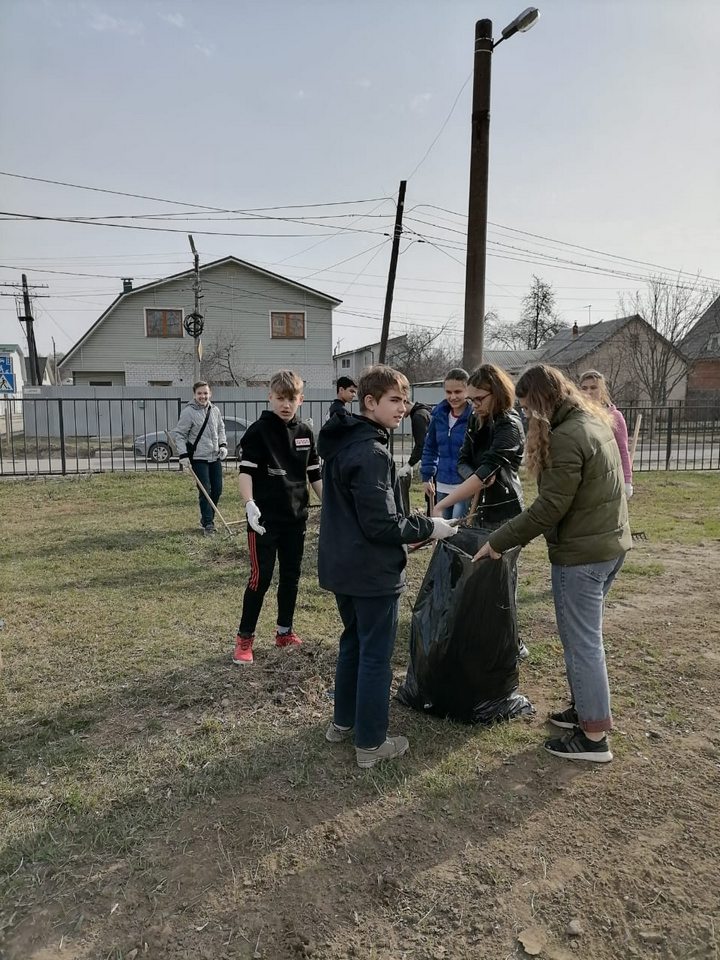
[631,530,648,542]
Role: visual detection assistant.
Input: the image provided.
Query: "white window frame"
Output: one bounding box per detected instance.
[269,310,306,340]
[145,307,185,338]
[341,357,351,368]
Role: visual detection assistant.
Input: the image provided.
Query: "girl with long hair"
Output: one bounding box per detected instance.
[474,364,631,763]
[430,363,525,529]
[579,369,633,498]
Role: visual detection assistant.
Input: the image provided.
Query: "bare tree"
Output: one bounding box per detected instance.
[391,324,462,383]
[491,276,567,350]
[618,275,713,404]
[174,330,270,386]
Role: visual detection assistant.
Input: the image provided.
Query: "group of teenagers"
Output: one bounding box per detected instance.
[171,361,634,769]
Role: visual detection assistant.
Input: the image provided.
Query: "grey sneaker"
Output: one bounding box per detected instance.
[518,642,530,660]
[356,736,409,769]
[325,721,353,743]
[203,523,216,536]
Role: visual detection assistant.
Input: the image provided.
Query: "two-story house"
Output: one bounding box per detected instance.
[58,256,341,388]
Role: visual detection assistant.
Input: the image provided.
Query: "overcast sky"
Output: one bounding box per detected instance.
[1,0,719,358]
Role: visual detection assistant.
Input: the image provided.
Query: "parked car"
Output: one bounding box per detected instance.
[133,416,250,462]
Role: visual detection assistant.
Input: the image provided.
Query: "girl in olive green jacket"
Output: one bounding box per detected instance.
[475,364,631,764]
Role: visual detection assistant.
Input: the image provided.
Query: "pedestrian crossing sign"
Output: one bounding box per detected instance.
[0,372,15,393]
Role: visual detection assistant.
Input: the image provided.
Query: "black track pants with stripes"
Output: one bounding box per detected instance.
[238,522,306,635]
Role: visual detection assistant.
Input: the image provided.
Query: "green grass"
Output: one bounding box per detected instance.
[1,469,719,952]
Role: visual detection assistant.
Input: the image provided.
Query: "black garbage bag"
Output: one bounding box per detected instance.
[396,526,534,724]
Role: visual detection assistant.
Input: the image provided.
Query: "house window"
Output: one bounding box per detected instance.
[270,311,305,339]
[148,380,173,386]
[146,308,183,338]
[341,358,351,369]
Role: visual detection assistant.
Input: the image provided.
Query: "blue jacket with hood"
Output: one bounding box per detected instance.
[317,413,434,597]
[420,399,472,486]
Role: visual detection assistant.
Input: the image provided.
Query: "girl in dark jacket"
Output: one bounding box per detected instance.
[431,364,525,530]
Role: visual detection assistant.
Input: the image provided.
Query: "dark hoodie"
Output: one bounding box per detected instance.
[318,414,434,597]
[406,401,432,467]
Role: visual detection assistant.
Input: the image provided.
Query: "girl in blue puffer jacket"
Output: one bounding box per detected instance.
[420,368,473,519]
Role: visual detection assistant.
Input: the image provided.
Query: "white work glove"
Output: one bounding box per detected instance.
[397,463,413,479]
[625,482,634,499]
[218,447,228,461]
[245,500,266,535]
[428,517,459,541]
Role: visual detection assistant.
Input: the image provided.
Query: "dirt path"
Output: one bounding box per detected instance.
[3,540,720,960]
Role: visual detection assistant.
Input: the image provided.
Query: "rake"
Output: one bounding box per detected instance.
[188,467,238,537]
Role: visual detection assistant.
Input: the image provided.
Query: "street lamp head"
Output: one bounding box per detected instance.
[500,7,540,41]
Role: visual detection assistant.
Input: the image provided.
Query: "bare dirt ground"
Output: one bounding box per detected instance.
[2,475,720,960]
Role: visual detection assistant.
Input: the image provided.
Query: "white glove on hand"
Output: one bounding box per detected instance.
[428,517,459,541]
[218,447,228,461]
[625,482,634,499]
[246,500,266,535]
[397,463,413,478]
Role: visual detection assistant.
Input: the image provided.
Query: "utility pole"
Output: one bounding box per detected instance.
[183,235,204,382]
[1,276,48,385]
[21,275,43,386]
[463,20,493,371]
[378,179,407,364]
[463,9,540,371]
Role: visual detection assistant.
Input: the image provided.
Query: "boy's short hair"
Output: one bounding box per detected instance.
[336,376,358,391]
[192,380,209,392]
[269,369,304,398]
[444,367,469,383]
[358,365,409,412]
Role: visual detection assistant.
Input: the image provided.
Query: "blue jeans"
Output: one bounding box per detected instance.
[191,459,223,527]
[333,594,400,749]
[435,490,469,521]
[551,555,625,734]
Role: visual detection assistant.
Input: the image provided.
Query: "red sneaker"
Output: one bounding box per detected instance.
[233,634,254,664]
[275,630,302,648]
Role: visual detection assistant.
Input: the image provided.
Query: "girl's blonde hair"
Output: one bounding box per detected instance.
[515,364,613,477]
[579,368,612,406]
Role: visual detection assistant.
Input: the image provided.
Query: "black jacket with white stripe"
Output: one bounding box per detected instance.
[238,411,320,527]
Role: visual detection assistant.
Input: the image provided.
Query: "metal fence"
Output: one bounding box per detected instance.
[1,397,718,476]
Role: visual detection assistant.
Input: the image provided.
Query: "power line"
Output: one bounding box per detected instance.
[412,203,720,284]
[0,170,390,215]
[407,73,472,181]
[0,209,390,240]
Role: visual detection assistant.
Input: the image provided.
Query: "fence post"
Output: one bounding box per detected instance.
[58,399,67,476]
[665,406,674,470]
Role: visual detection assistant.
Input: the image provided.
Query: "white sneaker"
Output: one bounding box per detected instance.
[356,736,409,769]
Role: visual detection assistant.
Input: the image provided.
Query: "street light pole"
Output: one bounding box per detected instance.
[462,8,540,371]
[463,19,493,371]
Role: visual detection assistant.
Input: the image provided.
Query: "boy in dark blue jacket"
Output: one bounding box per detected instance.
[318,365,458,768]
[420,368,472,519]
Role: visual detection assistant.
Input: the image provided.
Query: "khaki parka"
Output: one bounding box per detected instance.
[488,400,632,565]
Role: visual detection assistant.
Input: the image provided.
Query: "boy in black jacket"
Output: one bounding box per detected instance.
[327,376,358,418]
[233,370,322,665]
[318,365,457,768]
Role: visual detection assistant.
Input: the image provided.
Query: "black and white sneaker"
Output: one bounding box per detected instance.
[548,705,579,730]
[518,642,530,661]
[544,728,613,763]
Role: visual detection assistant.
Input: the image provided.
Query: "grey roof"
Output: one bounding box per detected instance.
[484,348,543,373]
[680,294,720,360]
[0,343,25,356]
[539,316,638,366]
